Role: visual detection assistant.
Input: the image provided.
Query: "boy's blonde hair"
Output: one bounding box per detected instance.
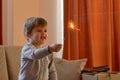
[23,17,47,34]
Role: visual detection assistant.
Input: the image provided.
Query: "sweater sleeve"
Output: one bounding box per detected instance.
[21,44,51,60]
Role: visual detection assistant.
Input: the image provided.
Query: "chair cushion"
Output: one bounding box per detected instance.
[54,58,87,80]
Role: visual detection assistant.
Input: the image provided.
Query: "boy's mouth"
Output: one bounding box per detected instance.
[40,36,46,40]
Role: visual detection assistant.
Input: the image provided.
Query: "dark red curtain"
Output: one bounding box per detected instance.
[0,0,2,44]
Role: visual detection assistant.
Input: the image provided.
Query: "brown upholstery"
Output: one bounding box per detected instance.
[4,46,22,80]
[0,46,8,80]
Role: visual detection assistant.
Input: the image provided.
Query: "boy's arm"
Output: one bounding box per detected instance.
[48,55,58,80]
[22,43,62,60]
[22,45,51,60]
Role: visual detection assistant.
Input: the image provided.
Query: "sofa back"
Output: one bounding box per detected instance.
[4,46,22,80]
[0,46,87,80]
[0,46,9,80]
[0,46,22,80]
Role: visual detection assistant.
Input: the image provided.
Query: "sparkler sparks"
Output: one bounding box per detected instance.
[68,21,80,31]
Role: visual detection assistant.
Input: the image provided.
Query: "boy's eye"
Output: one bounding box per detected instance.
[44,30,47,32]
[36,29,47,33]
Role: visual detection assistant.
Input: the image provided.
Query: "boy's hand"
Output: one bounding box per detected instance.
[48,44,62,53]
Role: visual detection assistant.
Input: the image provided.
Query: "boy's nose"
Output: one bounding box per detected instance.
[41,32,47,35]
[41,31,45,34]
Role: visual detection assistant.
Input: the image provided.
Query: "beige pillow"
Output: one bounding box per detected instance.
[54,58,87,80]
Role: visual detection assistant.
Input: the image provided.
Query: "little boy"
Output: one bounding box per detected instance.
[18,17,62,80]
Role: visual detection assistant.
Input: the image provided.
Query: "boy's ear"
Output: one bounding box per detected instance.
[24,32,31,38]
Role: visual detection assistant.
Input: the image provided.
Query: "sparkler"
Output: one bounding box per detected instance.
[68,21,80,31]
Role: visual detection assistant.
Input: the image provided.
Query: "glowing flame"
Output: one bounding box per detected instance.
[69,22,75,30]
[68,21,80,31]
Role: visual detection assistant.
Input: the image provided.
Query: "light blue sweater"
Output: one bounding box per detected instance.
[18,43,58,80]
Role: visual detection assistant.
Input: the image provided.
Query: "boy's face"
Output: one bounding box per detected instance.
[28,26,48,45]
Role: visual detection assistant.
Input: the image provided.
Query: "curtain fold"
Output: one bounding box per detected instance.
[0,0,2,44]
[63,0,120,71]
